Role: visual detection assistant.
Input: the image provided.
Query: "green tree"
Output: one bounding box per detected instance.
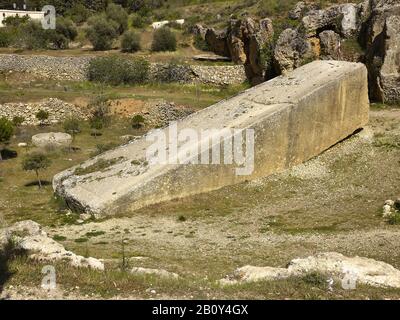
[65,3,90,24]
[35,110,49,126]
[151,27,177,52]
[0,117,14,161]
[22,152,51,189]
[121,30,141,53]
[131,114,145,129]
[48,17,78,49]
[86,16,118,51]
[90,117,104,138]
[63,117,81,149]
[106,3,129,35]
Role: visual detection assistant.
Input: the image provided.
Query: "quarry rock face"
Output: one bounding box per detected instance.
[273,28,313,74]
[319,30,342,60]
[53,61,369,216]
[363,0,400,103]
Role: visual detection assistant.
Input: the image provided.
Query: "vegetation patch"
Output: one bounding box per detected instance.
[74,157,126,176]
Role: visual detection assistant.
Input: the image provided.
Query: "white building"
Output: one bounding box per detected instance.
[151,19,185,29]
[0,9,45,27]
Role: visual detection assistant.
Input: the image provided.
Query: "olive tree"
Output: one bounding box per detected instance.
[22,152,51,189]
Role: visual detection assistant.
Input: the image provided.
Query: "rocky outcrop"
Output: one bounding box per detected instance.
[200,18,274,84]
[0,98,89,126]
[319,30,342,60]
[362,0,400,103]
[0,220,104,270]
[220,252,400,289]
[273,0,399,103]
[205,28,230,57]
[273,28,314,74]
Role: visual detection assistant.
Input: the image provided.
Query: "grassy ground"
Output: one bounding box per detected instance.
[0,73,248,109]
[0,58,399,299]
[1,105,400,299]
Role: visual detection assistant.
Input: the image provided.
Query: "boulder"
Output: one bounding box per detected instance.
[205,28,230,57]
[0,220,104,270]
[273,28,313,74]
[32,132,72,149]
[130,267,179,279]
[289,1,307,20]
[220,252,400,289]
[319,30,342,59]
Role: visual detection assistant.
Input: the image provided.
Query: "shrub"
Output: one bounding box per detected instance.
[63,117,81,143]
[193,34,209,51]
[0,28,13,47]
[12,116,24,127]
[151,27,177,52]
[22,152,51,189]
[18,20,49,50]
[90,118,104,138]
[88,56,149,85]
[131,114,145,129]
[121,30,141,53]
[0,117,14,160]
[48,17,78,49]
[2,15,30,27]
[130,13,151,28]
[89,95,112,129]
[0,117,14,142]
[35,110,49,125]
[86,16,118,51]
[65,3,90,24]
[106,3,129,35]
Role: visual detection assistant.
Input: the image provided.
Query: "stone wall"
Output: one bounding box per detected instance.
[53,61,370,216]
[0,98,88,125]
[0,54,246,86]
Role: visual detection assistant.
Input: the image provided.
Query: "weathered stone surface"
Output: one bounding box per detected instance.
[220,252,400,289]
[0,220,104,270]
[53,61,369,216]
[205,28,230,57]
[130,267,179,279]
[273,28,313,74]
[201,18,274,84]
[289,1,307,20]
[301,4,361,38]
[363,0,400,103]
[319,30,342,59]
[32,132,73,149]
